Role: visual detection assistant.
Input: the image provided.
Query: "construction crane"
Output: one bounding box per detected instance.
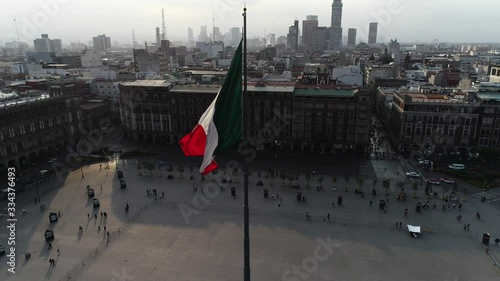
[161,9,167,40]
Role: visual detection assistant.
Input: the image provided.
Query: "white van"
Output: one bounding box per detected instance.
[448,164,465,170]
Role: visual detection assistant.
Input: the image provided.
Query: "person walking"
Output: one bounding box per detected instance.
[48,242,52,250]
[369,200,373,207]
[327,213,330,221]
[87,213,90,220]
[57,247,60,256]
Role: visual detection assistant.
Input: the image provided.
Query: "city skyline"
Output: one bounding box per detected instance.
[1,0,500,47]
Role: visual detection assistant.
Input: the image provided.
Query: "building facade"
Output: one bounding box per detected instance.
[92,34,111,53]
[347,28,357,47]
[133,49,169,75]
[0,81,83,168]
[388,91,500,155]
[119,81,372,153]
[302,15,319,49]
[368,22,378,44]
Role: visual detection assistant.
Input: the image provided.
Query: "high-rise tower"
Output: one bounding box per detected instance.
[161,9,167,40]
[330,0,343,50]
[302,15,319,49]
[368,22,378,44]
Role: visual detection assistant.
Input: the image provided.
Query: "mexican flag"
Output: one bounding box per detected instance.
[179,40,243,175]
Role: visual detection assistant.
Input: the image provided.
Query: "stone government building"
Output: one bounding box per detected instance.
[0,80,83,168]
[119,80,371,153]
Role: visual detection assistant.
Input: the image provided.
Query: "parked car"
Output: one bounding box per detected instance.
[405,172,421,178]
[47,158,58,164]
[120,180,126,188]
[88,189,95,198]
[92,198,100,208]
[117,170,123,178]
[427,179,441,185]
[441,178,455,184]
[449,164,465,170]
[0,244,5,256]
[469,166,480,171]
[44,230,54,242]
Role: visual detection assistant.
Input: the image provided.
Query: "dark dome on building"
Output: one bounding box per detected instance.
[378,48,393,64]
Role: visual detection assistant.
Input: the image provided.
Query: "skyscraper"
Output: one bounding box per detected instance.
[302,15,319,48]
[92,34,111,53]
[199,26,209,42]
[368,22,378,44]
[155,27,161,47]
[330,0,343,50]
[187,27,194,48]
[230,27,241,47]
[347,28,357,47]
[287,20,299,51]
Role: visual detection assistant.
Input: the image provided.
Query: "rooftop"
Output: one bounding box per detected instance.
[0,94,51,109]
[293,88,358,97]
[170,84,220,93]
[120,80,172,87]
[476,92,500,101]
[183,70,228,76]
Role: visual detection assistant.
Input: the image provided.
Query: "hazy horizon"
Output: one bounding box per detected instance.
[1,0,500,47]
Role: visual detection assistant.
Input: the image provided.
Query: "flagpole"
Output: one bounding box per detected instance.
[242,6,251,281]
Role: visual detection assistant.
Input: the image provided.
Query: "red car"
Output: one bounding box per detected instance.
[427,179,441,185]
[441,178,455,184]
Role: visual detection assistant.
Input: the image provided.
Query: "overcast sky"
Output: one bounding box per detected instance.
[1,0,499,46]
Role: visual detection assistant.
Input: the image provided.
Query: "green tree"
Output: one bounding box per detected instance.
[344,174,350,184]
[357,178,364,187]
[317,176,324,187]
[143,162,156,177]
[479,148,499,165]
[280,172,288,185]
[305,172,311,185]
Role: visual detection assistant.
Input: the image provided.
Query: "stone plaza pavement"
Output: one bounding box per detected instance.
[0,159,499,281]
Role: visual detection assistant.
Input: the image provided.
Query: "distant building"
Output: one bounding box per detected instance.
[230,27,241,47]
[50,39,62,53]
[311,27,329,52]
[198,25,209,43]
[92,34,111,53]
[368,22,378,44]
[119,81,371,153]
[331,65,363,86]
[56,55,82,68]
[287,20,299,51]
[347,28,357,47]
[330,0,343,50]
[187,27,195,48]
[490,65,500,83]
[33,34,52,52]
[195,42,224,59]
[133,49,168,75]
[302,15,319,49]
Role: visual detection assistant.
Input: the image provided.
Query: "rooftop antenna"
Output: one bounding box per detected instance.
[161,9,167,40]
[212,12,216,42]
[13,19,23,59]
